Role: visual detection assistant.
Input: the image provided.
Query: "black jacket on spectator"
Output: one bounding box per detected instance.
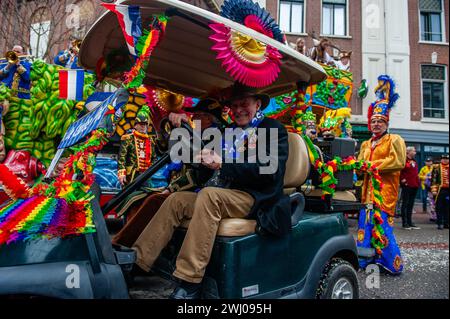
[220,117,290,236]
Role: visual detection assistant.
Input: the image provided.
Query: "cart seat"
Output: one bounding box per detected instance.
[180,133,309,237]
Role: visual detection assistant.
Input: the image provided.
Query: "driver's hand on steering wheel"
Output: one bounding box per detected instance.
[168,112,190,128]
[195,149,222,170]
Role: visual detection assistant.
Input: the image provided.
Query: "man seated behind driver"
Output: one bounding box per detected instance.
[130,83,290,299]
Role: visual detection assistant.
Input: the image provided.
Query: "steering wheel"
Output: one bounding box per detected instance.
[160,117,206,167]
[181,121,205,149]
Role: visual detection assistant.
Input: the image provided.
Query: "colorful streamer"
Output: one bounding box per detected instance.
[123,15,168,89]
[303,135,386,254]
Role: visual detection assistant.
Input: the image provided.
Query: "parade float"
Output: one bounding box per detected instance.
[0,0,383,299]
[0,57,95,206]
[0,60,93,173]
[264,63,354,139]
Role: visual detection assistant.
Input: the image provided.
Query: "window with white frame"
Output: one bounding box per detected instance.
[29,20,51,59]
[419,0,444,42]
[422,65,447,120]
[279,0,304,34]
[322,0,347,36]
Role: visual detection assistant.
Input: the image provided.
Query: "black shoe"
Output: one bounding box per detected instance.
[444,225,449,229]
[437,225,444,230]
[402,224,411,230]
[169,281,202,299]
[409,224,421,230]
[124,263,151,287]
[130,263,151,277]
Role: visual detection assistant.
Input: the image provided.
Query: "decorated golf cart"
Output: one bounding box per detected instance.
[0,0,391,299]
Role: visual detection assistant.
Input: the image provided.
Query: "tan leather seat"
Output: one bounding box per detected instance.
[284,133,310,188]
[180,133,310,237]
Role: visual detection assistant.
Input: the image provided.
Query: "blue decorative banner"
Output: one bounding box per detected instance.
[58,88,129,149]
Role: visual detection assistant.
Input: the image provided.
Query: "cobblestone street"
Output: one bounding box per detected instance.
[350,212,449,299]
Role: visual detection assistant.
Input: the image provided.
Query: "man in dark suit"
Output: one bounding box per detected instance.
[131,84,290,299]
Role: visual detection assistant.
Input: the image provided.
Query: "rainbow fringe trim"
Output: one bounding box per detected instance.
[0,196,95,245]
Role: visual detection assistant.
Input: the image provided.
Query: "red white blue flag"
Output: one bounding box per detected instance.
[58,69,84,101]
[101,3,142,57]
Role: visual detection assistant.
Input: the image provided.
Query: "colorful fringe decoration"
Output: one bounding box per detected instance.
[123,15,168,89]
[0,196,94,245]
[31,129,109,200]
[0,129,109,245]
[303,135,386,254]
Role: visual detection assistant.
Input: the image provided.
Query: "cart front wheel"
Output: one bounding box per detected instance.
[316,258,359,299]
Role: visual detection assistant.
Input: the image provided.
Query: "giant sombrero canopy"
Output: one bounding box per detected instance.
[79,0,326,98]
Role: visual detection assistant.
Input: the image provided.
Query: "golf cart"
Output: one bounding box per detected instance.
[0,0,362,299]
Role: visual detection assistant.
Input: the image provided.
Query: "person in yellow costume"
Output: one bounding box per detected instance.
[357,75,406,274]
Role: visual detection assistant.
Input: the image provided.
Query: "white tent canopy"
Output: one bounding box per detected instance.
[79,0,326,97]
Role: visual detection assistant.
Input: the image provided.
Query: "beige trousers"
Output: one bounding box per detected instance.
[133,187,254,283]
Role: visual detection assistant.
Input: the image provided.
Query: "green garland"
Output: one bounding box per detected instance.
[303,134,386,254]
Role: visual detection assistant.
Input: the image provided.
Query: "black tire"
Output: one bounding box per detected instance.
[316,258,359,299]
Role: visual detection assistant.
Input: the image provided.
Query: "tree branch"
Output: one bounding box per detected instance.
[2,0,103,61]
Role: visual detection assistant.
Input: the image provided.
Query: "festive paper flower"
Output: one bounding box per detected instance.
[209,23,282,88]
[208,0,285,87]
[220,0,285,43]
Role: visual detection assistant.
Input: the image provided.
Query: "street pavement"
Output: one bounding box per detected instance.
[349,210,449,299]
[128,210,449,299]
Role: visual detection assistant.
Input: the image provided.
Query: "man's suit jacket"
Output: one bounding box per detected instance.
[220,117,291,236]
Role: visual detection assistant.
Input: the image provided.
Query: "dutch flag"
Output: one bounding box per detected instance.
[101,3,142,57]
[59,69,84,101]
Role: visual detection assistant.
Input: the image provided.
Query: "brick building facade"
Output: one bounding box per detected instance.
[409,0,449,121]
[406,0,449,160]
